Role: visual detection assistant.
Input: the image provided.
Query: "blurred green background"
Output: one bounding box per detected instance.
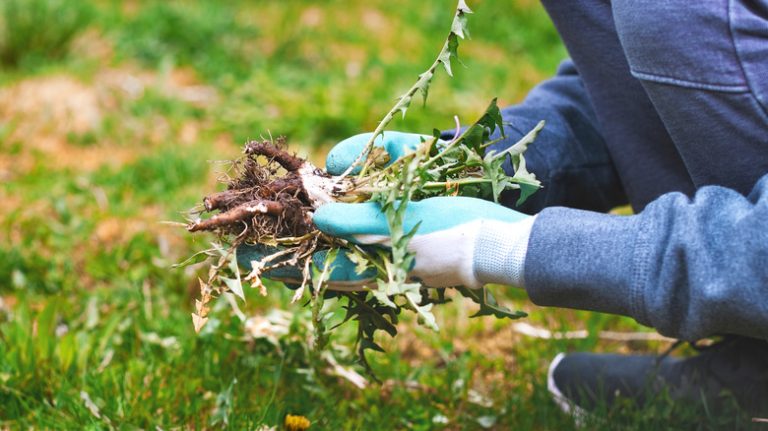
[0,0,725,429]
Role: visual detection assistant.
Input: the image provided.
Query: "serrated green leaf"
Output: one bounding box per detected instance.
[172,249,211,268]
[493,120,544,161]
[461,124,486,152]
[486,100,504,137]
[476,98,503,137]
[423,288,451,305]
[210,378,236,427]
[515,181,540,206]
[313,248,338,290]
[346,250,372,276]
[511,154,541,205]
[463,147,484,166]
[396,95,412,118]
[372,280,398,308]
[456,286,527,320]
[344,293,398,336]
[360,338,385,353]
[438,43,453,76]
[456,99,505,153]
[451,10,470,39]
[400,220,421,243]
[405,290,438,331]
[416,70,434,105]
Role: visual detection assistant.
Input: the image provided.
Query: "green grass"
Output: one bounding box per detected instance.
[0,0,93,69]
[0,0,753,429]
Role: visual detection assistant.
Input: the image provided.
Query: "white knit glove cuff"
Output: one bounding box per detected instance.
[472,216,537,288]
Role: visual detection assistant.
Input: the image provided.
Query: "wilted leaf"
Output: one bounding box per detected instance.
[221,276,245,302]
[476,415,497,429]
[80,391,111,425]
[226,248,246,301]
[192,313,209,333]
[457,0,473,14]
[451,8,470,39]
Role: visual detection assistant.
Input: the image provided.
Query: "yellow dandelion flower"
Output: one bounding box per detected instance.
[284,414,311,431]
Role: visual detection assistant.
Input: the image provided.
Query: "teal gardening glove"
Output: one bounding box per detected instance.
[326,131,437,175]
[313,196,536,289]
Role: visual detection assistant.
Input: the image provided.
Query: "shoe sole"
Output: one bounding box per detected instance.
[547,352,589,427]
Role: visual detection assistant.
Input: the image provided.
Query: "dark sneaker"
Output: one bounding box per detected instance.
[548,336,768,418]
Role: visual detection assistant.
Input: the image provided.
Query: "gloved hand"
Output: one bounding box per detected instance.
[325,131,438,175]
[313,196,536,289]
[237,131,447,290]
[237,244,376,292]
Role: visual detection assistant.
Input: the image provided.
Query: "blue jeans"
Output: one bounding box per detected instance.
[496,1,768,340]
[492,0,768,213]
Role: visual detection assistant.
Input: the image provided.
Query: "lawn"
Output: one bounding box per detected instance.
[0,0,746,429]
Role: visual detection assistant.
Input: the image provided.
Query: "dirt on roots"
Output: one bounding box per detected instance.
[187,137,315,242]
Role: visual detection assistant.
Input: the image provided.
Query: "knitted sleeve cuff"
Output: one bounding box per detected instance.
[472,216,537,288]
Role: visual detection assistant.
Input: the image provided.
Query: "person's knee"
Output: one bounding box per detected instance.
[611,0,747,90]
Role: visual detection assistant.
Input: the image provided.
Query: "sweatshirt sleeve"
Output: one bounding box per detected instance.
[524,173,768,341]
[452,60,628,214]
